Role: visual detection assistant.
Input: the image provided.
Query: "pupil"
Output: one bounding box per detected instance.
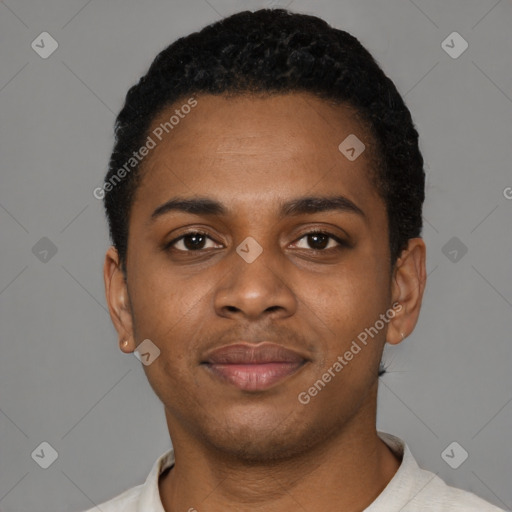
[309,233,328,249]
[184,234,205,250]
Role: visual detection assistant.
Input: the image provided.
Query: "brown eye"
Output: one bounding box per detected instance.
[292,231,346,251]
[166,231,221,252]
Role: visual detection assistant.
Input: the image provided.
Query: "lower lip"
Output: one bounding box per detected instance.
[204,362,305,391]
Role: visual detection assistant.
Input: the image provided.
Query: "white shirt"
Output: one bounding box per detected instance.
[81,431,507,511]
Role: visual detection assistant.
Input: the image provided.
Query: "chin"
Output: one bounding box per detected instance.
[202,407,323,463]
[210,430,311,463]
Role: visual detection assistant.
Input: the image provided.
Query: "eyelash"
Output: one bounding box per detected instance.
[164,229,348,254]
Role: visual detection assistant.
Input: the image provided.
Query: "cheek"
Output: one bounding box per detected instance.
[304,280,384,406]
[128,251,199,327]
[308,261,390,377]
[128,256,215,363]
[315,262,388,328]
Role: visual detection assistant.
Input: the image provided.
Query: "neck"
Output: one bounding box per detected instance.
[159,389,401,512]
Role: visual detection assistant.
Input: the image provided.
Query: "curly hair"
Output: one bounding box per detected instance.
[103,8,425,289]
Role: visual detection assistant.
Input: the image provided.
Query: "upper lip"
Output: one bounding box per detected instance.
[203,342,307,365]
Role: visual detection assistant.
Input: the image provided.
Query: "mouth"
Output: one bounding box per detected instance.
[201,342,309,392]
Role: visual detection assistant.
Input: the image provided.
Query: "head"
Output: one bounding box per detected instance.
[103,9,426,462]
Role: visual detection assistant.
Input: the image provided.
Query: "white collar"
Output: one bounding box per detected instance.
[137,431,412,511]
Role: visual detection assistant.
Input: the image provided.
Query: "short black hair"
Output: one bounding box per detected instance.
[104,7,425,279]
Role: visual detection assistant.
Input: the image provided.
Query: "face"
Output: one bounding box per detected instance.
[104,92,425,462]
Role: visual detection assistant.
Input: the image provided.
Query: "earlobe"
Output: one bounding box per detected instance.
[119,339,133,353]
[103,246,135,352]
[387,238,427,345]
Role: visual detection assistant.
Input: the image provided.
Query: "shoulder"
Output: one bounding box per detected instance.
[79,484,142,511]
[407,465,507,511]
[375,432,507,512]
[77,448,175,512]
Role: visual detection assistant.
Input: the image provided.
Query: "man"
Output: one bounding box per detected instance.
[86,8,506,512]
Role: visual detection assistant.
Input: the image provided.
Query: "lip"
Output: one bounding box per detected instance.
[202,342,308,391]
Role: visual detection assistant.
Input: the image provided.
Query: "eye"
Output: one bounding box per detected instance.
[165,231,221,252]
[291,230,347,252]
[165,229,348,254]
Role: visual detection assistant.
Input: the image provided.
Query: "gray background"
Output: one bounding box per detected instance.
[0,0,511,511]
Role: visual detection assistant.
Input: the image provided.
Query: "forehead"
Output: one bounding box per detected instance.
[133,92,383,219]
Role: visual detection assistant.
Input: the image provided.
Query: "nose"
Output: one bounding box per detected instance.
[213,242,298,321]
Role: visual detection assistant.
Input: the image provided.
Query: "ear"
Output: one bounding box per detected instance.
[103,246,135,353]
[387,238,427,345]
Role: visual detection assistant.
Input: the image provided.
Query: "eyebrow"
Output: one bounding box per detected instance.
[149,195,366,224]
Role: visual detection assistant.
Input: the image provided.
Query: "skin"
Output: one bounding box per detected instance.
[104,92,426,512]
